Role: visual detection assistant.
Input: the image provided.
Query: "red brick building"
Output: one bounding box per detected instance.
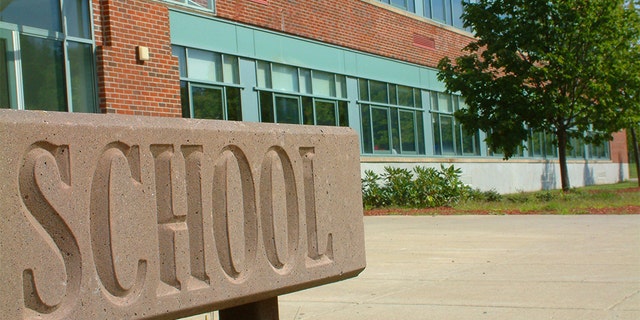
[0,0,630,192]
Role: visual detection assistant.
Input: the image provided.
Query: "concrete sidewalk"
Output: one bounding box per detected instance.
[280,215,640,319]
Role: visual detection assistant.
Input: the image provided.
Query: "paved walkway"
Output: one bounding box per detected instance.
[279,215,640,320]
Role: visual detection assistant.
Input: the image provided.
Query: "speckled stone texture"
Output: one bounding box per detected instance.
[0,109,366,319]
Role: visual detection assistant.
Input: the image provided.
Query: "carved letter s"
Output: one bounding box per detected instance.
[19,142,81,317]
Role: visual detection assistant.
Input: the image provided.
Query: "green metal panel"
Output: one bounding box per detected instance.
[170,11,237,53]
[235,26,255,58]
[419,68,445,92]
[354,54,422,87]
[169,10,443,91]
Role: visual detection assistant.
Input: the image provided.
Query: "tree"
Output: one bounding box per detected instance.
[438,0,640,191]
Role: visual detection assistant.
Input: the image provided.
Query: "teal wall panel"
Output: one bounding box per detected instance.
[170,12,237,53]
[169,10,443,91]
[236,27,255,57]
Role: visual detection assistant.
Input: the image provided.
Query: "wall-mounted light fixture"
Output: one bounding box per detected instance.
[137,46,150,62]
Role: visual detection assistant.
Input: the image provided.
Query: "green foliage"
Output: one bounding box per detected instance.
[362,165,472,208]
[468,188,503,202]
[438,0,640,191]
[505,192,532,204]
[534,191,556,202]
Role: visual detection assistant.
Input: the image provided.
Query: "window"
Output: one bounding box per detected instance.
[173,46,242,121]
[430,92,480,156]
[586,133,610,160]
[161,0,214,11]
[378,0,416,12]
[359,79,425,155]
[424,1,474,30]
[527,130,557,158]
[567,135,586,159]
[256,61,348,126]
[1,0,96,112]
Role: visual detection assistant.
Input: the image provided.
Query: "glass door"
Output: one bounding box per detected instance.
[0,29,17,109]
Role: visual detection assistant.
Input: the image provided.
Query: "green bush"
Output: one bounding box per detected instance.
[468,188,502,202]
[505,192,531,203]
[362,165,472,209]
[534,191,556,202]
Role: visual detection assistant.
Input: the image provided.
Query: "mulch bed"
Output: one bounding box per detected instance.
[364,207,640,216]
[364,187,640,216]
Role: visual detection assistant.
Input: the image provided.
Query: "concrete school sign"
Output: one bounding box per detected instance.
[0,110,366,320]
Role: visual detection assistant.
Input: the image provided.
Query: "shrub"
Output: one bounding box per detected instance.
[482,189,502,202]
[534,191,555,202]
[362,165,472,208]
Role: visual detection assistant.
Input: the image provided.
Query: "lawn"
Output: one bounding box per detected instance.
[364,181,640,216]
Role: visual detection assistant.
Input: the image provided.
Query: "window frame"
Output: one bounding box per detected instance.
[174,45,243,121]
[160,0,214,12]
[0,0,97,113]
[430,92,480,156]
[255,61,349,127]
[358,79,425,155]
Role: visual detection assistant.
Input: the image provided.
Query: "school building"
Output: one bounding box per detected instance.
[0,0,630,193]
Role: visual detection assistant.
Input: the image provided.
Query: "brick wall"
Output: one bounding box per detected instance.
[93,0,181,116]
[215,0,475,68]
[610,131,629,163]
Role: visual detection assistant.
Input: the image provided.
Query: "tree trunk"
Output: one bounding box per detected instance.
[557,129,571,192]
[631,127,640,187]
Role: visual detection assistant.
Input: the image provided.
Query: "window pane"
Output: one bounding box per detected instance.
[0,38,10,108]
[433,114,442,155]
[390,0,406,10]
[390,108,400,153]
[452,0,464,28]
[302,97,314,125]
[187,49,222,82]
[388,84,397,105]
[438,93,452,112]
[372,107,390,152]
[64,0,91,39]
[430,92,439,111]
[440,115,455,154]
[21,35,66,111]
[312,70,335,97]
[260,91,274,122]
[397,85,413,107]
[226,87,242,121]
[256,61,271,88]
[275,95,300,124]
[529,131,543,157]
[188,0,213,10]
[315,100,337,126]
[423,0,432,18]
[272,64,298,92]
[191,85,223,119]
[222,55,239,84]
[400,110,416,152]
[432,0,447,22]
[0,0,62,32]
[417,111,425,154]
[460,124,474,155]
[414,89,422,108]
[361,105,373,153]
[369,80,388,104]
[338,101,349,126]
[336,75,346,98]
[359,79,369,101]
[180,81,190,117]
[172,46,187,78]
[544,132,556,157]
[68,41,95,113]
[299,69,311,94]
